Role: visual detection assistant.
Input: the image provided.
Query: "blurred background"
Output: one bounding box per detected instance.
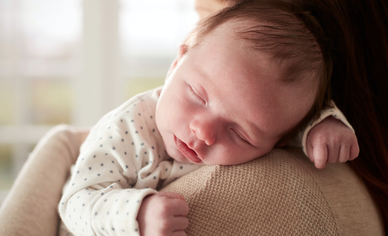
[0,0,198,203]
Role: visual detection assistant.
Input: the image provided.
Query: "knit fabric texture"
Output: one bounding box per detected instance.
[161,148,384,236]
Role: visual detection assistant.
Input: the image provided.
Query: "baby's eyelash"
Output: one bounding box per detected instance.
[233,129,251,145]
[189,85,206,104]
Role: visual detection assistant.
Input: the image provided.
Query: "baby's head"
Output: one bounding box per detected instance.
[156,0,330,165]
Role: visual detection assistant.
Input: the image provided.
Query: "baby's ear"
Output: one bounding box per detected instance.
[178,44,188,59]
[166,44,188,79]
[173,44,188,68]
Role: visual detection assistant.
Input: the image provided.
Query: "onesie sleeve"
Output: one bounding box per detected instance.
[58,92,165,236]
[287,101,354,156]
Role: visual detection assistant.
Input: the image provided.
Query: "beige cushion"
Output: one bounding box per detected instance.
[0,125,84,236]
[161,148,384,236]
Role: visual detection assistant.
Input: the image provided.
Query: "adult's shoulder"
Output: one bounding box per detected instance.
[161,147,385,235]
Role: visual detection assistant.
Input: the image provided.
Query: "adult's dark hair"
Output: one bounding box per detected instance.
[290,0,388,233]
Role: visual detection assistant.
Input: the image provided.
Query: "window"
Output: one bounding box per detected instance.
[0,0,82,200]
[0,0,197,203]
[121,0,198,99]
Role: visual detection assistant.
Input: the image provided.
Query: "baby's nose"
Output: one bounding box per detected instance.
[190,119,216,145]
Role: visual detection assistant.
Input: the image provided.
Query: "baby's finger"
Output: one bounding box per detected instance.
[349,143,360,161]
[327,144,340,164]
[313,143,328,169]
[306,140,315,163]
[338,145,350,163]
[171,216,189,231]
[168,200,189,217]
[158,192,186,201]
[156,192,189,216]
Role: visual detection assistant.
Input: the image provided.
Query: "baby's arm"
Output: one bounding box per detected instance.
[302,104,359,169]
[58,122,157,235]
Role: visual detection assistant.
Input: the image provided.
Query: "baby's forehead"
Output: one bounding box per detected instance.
[191,25,317,98]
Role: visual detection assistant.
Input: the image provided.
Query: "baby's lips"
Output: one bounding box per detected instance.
[176,137,202,163]
[187,143,204,161]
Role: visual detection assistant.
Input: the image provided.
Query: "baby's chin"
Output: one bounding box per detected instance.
[166,148,188,163]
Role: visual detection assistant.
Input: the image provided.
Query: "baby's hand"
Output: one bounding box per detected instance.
[306,116,359,169]
[137,192,189,236]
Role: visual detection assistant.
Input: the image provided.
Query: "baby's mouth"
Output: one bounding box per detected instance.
[174,136,202,164]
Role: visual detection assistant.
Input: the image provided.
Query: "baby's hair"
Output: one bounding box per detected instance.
[185,0,332,142]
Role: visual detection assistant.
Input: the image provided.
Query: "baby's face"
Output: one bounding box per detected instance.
[156,20,317,165]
